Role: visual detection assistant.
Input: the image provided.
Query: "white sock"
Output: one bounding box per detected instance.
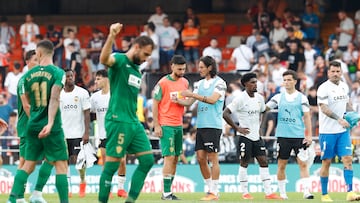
[67,168,71,192]
[259,167,272,195]
[302,177,311,194]
[118,175,126,190]
[239,166,249,194]
[204,178,212,192]
[212,179,219,195]
[278,179,287,196]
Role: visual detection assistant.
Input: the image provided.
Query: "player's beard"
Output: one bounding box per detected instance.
[133,55,142,65]
[174,72,184,78]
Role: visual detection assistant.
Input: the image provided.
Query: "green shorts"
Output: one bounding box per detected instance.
[25,128,68,162]
[160,126,183,156]
[19,137,26,158]
[105,120,152,158]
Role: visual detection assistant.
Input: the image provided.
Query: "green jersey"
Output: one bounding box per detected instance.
[17,76,27,137]
[23,65,65,131]
[105,53,141,123]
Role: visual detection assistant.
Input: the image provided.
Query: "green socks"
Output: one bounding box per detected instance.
[56,174,69,203]
[35,161,53,191]
[8,170,29,202]
[127,154,154,202]
[98,161,120,203]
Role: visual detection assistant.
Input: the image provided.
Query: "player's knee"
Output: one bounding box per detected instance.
[138,154,154,172]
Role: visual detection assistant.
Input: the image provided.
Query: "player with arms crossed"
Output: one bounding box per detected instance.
[98,23,154,203]
[8,40,69,203]
[223,72,281,200]
[317,60,360,202]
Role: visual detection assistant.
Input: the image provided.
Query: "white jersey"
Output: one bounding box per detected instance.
[317,80,349,134]
[90,90,110,139]
[60,85,91,139]
[227,91,265,141]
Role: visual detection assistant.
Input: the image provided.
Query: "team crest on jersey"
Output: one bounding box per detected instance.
[74,96,79,102]
[128,74,141,89]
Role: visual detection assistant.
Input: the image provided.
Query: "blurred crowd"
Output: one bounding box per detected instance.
[1,0,360,165]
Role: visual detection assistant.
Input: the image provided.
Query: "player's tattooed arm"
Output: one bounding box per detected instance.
[319,103,340,120]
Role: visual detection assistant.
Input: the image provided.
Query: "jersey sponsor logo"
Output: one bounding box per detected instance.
[333,94,347,101]
[96,107,108,112]
[128,74,141,89]
[63,104,78,110]
[279,117,296,123]
[247,110,260,115]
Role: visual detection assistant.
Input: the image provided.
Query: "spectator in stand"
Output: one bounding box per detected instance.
[269,58,287,88]
[46,24,64,68]
[4,61,23,110]
[313,55,328,88]
[252,32,270,62]
[292,21,307,40]
[336,10,354,51]
[231,38,254,75]
[355,9,360,45]
[173,19,184,56]
[24,34,43,55]
[272,41,288,66]
[333,52,353,87]
[0,44,10,90]
[144,22,160,73]
[87,28,105,77]
[183,7,200,29]
[157,17,179,73]
[282,8,294,29]
[0,93,13,158]
[301,4,320,42]
[182,18,200,72]
[325,39,343,67]
[202,38,222,68]
[116,36,132,53]
[19,14,39,50]
[148,5,168,28]
[180,128,197,164]
[64,28,81,69]
[0,16,15,53]
[252,2,272,38]
[342,42,359,81]
[269,18,287,45]
[284,27,302,50]
[251,54,269,77]
[307,86,318,137]
[69,42,84,86]
[302,39,317,80]
[285,41,304,73]
[246,27,265,49]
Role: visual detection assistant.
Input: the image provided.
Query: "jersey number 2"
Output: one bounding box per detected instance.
[31,82,47,107]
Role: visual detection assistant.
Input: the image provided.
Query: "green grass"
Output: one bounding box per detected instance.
[0,192,353,203]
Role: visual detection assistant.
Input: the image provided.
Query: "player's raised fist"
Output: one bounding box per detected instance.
[109,23,123,37]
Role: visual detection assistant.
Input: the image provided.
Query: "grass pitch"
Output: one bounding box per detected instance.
[0,192,353,203]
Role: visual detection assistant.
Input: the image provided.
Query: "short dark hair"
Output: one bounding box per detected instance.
[170,55,186,65]
[133,35,154,49]
[96,69,108,78]
[147,22,156,32]
[63,68,73,73]
[37,40,54,55]
[200,56,217,78]
[25,50,36,61]
[283,70,298,80]
[241,72,257,86]
[329,60,341,68]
